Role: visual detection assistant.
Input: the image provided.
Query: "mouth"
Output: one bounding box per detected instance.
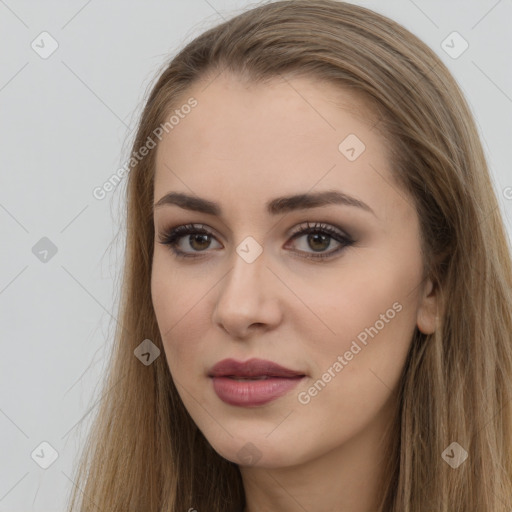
[208,357,306,379]
[207,358,306,407]
[210,375,306,407]
[221,375,304,380]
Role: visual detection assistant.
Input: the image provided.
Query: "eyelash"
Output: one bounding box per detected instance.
[157,221,355,261]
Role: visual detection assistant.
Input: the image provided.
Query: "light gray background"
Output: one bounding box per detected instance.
[1,1,511,510]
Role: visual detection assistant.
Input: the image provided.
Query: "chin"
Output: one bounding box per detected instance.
[205,432,304,469]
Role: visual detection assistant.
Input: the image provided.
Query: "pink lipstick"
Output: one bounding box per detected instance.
[208,358,306,407]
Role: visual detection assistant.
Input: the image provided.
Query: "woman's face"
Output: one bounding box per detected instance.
[151,73,437,469]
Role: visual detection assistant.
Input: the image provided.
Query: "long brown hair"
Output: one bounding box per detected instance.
[66,1,512,510]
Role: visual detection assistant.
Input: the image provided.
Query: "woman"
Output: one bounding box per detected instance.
[67,1,512,510]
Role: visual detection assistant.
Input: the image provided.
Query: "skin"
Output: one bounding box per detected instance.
[151,73,439,512]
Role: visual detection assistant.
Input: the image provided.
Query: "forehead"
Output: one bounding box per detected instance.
[158,73,381,157]
[153,73,399,222]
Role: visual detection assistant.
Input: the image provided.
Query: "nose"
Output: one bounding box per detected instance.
[211,245,282,339]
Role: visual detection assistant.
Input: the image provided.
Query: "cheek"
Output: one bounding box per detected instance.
[150,254,212,372]
[298,252,421,384]
[288,267,418,449]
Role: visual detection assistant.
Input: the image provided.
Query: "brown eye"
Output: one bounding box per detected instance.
[158,224,221,259]
[286,222,354,260]
[158,221,354,261]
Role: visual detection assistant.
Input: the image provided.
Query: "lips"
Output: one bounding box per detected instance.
[208,358,305,379]
[208,358,306,407]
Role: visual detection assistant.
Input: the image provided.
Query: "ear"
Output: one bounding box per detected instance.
[416,277,439,335]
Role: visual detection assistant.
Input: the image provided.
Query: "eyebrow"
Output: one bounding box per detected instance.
[153,190,376,217]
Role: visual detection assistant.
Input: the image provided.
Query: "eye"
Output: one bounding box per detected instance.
[157,221,354,261]
[285,221,354,260]
[157,223,221,259]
